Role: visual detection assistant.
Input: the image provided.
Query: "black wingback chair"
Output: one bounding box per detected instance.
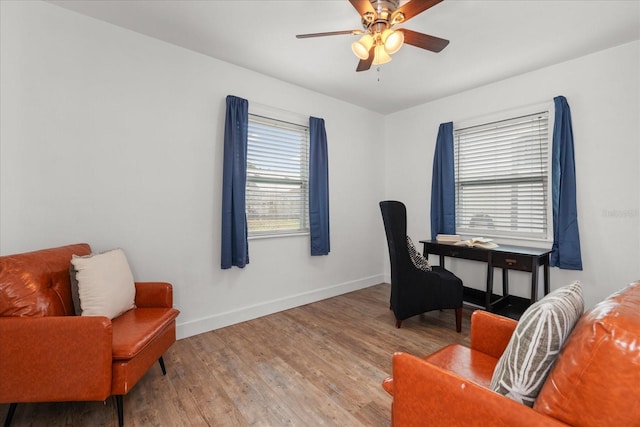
[380,200,463,332]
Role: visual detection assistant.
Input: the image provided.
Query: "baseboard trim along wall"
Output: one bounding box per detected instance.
[176,275,385,339]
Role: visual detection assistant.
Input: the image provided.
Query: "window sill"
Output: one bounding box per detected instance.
[248,231,309,241]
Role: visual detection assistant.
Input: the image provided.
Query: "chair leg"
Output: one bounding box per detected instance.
[113,358,166,426]
[3,403,17,427]
[395,319,402,328]
[115,395,124,427]
[455,307,462,333]
[158,356,167,375]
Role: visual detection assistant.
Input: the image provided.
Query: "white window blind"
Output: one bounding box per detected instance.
[246,114,309,237]
[454,111,550,240]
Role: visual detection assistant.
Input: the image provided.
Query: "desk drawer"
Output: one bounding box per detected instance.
[423,243,489,262]
[492,252,532,272]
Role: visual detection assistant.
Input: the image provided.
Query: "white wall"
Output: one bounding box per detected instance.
[2,2,638,336]
[384,41,640,309]
[0,1,387,338]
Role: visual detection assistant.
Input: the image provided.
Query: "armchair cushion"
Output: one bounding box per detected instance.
[490,281,583,406]
[71,248,136,319]
[111,307,179,360]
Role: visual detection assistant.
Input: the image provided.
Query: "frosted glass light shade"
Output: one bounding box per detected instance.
[384,30,404,54]
[372,44,392,65]
[351,34,374,60]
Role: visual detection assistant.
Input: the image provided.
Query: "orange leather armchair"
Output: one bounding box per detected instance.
[0,244,180,427]
[382,281,640,427]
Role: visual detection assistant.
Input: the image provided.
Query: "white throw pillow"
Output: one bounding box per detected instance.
[71,248,136,319]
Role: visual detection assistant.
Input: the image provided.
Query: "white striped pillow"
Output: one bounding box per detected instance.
[490,281,584,406]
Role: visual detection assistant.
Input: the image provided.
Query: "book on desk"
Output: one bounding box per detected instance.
[436,234,499,249]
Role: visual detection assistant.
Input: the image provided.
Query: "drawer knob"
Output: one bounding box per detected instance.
[506,258,517,265]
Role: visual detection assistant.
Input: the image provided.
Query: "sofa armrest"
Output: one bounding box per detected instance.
[135,282,173,308]
[470,310,517,359]
[391,352,568,427]
[0,316,113,403]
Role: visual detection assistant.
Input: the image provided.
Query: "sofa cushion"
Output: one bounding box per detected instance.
[111,307,180,360]
[490,281,583,406]
[71,248,136,319]
[0,244,91,317]
[533,281,640,426]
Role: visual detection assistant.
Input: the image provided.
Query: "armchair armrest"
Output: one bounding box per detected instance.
[134,282,173,308]
[0,316,113,403]
[391,352,568,427]
[470,310,517,359]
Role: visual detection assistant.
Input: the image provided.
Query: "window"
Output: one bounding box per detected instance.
[454,111,551,241]
[246,114,309,237]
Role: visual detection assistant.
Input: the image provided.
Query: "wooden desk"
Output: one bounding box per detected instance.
[420,240,551,316]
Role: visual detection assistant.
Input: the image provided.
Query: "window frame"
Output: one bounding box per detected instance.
[453,103,554,243]
[245,108,310,239]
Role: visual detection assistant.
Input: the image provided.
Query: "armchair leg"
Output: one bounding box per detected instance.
[3,403,17,427]
[158,356,167,375]
[455,307,462,333]
[115,395,124,427]
[395,319,402,328]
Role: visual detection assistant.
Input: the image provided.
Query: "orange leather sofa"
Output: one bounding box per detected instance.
[0,244,180,427]
[382,280,640,427]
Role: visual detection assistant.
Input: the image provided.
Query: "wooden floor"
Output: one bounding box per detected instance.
[2,283,473,426]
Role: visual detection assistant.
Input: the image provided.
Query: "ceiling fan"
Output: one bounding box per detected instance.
[296,0,449,72]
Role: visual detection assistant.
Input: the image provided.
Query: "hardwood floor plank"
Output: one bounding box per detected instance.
[260,313,389,416]
[0,283,472,426]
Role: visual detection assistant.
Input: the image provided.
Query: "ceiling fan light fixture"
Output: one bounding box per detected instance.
[351,34,374,60]
[297,0,450,72]
[383,29,404,55]
[372,44,392,65]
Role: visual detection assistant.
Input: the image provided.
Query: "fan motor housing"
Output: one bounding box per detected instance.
[372,0,400,16]
[362,0,400,31]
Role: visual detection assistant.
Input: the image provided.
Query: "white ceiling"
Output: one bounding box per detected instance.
[48,0,640,115]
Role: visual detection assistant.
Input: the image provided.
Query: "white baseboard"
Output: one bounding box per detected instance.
[176,274,385,339]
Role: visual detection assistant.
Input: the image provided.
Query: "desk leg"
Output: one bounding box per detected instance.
[544,262,550,295]
[486,262,494,311]
[439,255,445,268]
[502,269,509,298]
[530,262,539,305]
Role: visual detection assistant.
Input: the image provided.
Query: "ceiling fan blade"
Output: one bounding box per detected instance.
[392,0,443,23]
[349,0,376,17]
[400,29,449,52]
[296,30,363,39]
[356,46,375,72]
